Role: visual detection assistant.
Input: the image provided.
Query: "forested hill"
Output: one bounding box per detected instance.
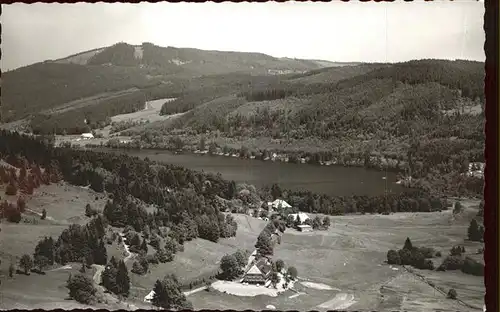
[0,130,456,220]
[1,42,336,123]
[144,58,484,148]
[127,59,484,197]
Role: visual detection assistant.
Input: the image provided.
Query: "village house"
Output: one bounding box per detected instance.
[297,224,312,232]
[80,133,94,140]
[267,199,292,213]
[288,212,310,224]
[241,256,273,285]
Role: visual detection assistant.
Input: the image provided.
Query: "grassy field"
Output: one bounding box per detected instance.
[185,202,484,311]
[127,215,266,303]
[0,178,484,312]
[109,98,176,124]
[0,182,108,264]
[0,181,122,309]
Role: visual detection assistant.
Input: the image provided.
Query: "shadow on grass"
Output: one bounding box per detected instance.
[31,268,47,275]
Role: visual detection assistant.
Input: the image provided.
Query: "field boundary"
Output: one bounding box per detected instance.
[402,266,482,311]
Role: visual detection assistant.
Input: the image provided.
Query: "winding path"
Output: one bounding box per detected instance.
[402,266,482,311]
[91,230,137,310]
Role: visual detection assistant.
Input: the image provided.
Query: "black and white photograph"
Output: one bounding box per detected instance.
[0,1,487,311]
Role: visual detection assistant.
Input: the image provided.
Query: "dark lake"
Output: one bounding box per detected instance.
[96,148,409,197]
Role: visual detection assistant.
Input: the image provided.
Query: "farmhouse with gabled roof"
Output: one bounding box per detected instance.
[241,256,272,285]
[268,199,292,211]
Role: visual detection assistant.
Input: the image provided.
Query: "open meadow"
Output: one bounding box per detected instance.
[184,202,484,311]
[0,173,484,312]
[0,181,128,310]
[0,182,108,264]
[0,3,488,311]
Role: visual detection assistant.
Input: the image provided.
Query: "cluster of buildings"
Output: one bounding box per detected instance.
[80,132,94,140]
[240,199,314,286]
[267,199,312,232]
[467,162,485,179]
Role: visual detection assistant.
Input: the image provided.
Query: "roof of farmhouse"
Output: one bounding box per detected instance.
[246,264,263,275]
[289,212,310,221]
[269,199,292,208]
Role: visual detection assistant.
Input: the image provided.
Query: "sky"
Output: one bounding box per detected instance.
[1,1,485,71]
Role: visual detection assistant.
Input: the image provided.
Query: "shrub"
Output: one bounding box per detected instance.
[275,259,285,273]
[447,288,457,300]
[5,183,17,196]
[461,257,484,276]
[453,201,463,214]
[66,273,97,304]
[9,263,15,277]
[450,245,465,256]
[5,205,22,223]
[417,247,436,258]
[219,254,240,280]
[131,260,146,275]
[17,197,26,212]
[287,266,298,280]
[155,248,174,263]
[387,249,401,265]
[131,255,149,275]
[147,254,159,264]
[41,209,47,220]
[19,254,33,275]
[438,255,464,271]
[398,248,412,265]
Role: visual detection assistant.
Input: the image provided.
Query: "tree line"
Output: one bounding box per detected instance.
[0,130,240,243]
[1,62,156,122]
[29,91,147,135]
[387,237,484,277]
[261,183,449,215]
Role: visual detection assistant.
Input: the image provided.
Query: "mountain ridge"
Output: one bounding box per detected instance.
[1,42,348,123]
[49,42,343,69]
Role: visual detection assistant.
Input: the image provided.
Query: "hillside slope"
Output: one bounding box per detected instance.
[124,59,484,197]
[1,42,335,124]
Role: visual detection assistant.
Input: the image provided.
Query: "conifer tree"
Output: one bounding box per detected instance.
[116,260,130,297]
[404,237,413,250]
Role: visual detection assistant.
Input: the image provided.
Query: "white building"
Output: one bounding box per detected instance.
[144,290,155,302]
[267,199,292,210]
[297,224,312,232]
[81,133,94,140]
[288,212,310,224]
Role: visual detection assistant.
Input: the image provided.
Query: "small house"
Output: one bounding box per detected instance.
[81,133,94,140]
[288,212,310,224]
[144,290,155,302]
[268,199,292,211]
[242,257,272,285]
[297,224,312,232]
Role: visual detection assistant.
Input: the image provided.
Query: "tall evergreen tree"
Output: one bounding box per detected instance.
[102,262,119,294]
[116,260,130,297]
[467,219,482,241]
[403,237,413,250]
[140,238,148,254]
